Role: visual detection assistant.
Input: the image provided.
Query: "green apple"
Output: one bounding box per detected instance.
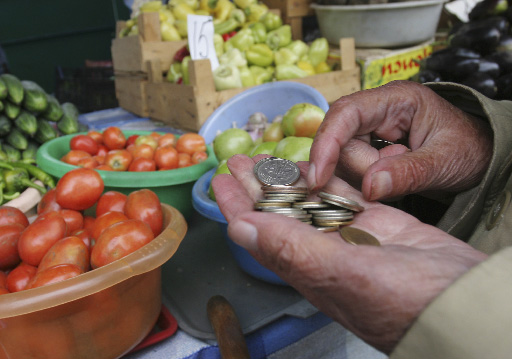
[213,128,254,162]
[273,136,313,162]
[281,103,325,138]
[249,141,278,157]
[262,121,284,142]
[208,160,231,201]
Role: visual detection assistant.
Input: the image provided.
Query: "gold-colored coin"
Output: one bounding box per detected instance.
[313,219,354,226]
[315,226,339,232]
[339,227,381,246]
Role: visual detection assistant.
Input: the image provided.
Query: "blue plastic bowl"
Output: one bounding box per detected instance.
[198,81,330,144]
[192,169,288,285]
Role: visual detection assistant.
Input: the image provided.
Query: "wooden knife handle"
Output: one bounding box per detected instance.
[207,295,251,359]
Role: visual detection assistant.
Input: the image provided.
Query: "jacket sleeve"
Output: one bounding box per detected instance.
[390,83,512,359]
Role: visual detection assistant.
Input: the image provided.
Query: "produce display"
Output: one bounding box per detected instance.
[0,73,83,162]
[60,127,208,171]
[412,1,512,99]
[208,102,325,199]
[0,167,164,294]
[120,0,332,90]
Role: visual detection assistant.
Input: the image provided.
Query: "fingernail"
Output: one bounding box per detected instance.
[307,163,317,190]
[370,171,393,200]
[228,219,259,252]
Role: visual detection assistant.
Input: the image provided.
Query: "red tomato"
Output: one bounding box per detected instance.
[0,288,9,295]
[105,149,133,171]
[158,133,177,147]
[0,206,29,228]
[83,215,95,234]
[102,126,126,150]
[96,191,128,217]
[90,219,154,269]
[38,236,90,273]
[77,156,100,169]
[126,134,139,147]
[56,168,104,211]
[18,214,67,266]
[154,145,179,170]
[37,188,62,215]
[6,262,37,292]
[149,131,161,139]
[87,130,104,144]
[96,144,109,157]
[131,144,155,160]
[70,134,99,155]
[91,211,129,240]
[57,209,84,235]
[0,223,24,270]
[61,150,92,165]
[177,153,192,168]
[0,270,7,288]
[26,264,83,290]
[129,157,157,172]
[71,228,93,249]
[124,189,163,237]
[93,155,106,165]
[135,135,158,150]
[96,164,114,171]
[191,151,208,164]
[176,133,206,155]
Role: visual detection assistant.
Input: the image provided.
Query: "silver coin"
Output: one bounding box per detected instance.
[308,209,350,214]
[254,202,292,210]
[261,208,307,214]
[292,201,331,209]
[256,157,301,186]
[262,185,308,193]
[318,192,364,212]
[312,213,354,220]
[253,157,275,177]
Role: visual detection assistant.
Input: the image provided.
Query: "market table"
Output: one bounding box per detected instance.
[78,108,387,359]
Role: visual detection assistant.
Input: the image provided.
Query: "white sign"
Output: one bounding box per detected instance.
[187,15,219,71]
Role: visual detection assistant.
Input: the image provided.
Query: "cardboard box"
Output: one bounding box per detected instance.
[145,38,360,132]
[355,39,434,90]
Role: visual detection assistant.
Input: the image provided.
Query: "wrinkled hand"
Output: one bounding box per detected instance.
[213,154,487,354]
[308,81,493,201]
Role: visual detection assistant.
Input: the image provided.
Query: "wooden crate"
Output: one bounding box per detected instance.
[114,74,149,117]
[111,12,187,73]
[262,0,315,40]
[145,38,360,132]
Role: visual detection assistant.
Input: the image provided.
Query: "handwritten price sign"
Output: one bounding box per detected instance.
[187,15,219,71]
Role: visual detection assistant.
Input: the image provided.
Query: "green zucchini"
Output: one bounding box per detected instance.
[4,101,20,120]
[2,143,21,162]
[0,74,24,105]
[14,110,38,137]
[35,119,58,144]
[57,102,80,135]
[0,115,12,137]
[0,78,7,100]
[6,128,28,150]
[43,95,63,122]
[21,80,48,113]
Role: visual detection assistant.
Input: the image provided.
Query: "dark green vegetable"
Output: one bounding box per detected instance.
[57,102,80,135]
[10,161,55,188]
[21,141,39,162]
[14,110,38,137]
[0,150,7,162]
[0,78,7,100]
[21,80,48,113]
[0,160,13,170]
[43,95,64,122]
[0,74,24,105]
[0,115,12,137]
[6,128,28,150]
[4,100,20,120]
[2,144,21,162]
[0,100,3,112]
[35,119,58,144]
[3,167,47,194]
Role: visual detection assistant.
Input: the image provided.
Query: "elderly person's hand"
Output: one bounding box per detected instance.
[308,81,493,201]
[213,155,487,354]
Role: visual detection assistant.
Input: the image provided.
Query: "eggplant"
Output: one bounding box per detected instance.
[495,34,512,52]
[477,59,501,78]
[456,16,510,35]
[424,49,480,73]
[486,51,512,75]
[495,73,512,99]
[461,73,498,98]
[411,69,443,83]
[449,26,502,55]
[441,58,482,81]
[468,0,501,20]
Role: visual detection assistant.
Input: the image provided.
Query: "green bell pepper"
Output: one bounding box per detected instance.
[166,62,183,83]
[246,43,274,67]
[249,65,274,85]
[297,60,316,76]
[275,64,308,80]
[182,56,191,85]
[244,2,269,22]
[239,66,256,87]
[266,25,292,50]
[219,48,248,68]
[274,47,299,66]
[259,11,282,31]
[213,64,243,90]
[214,18,240,35]
[248,22,267,43]
[229,8,246,24]
[234,0,256,10]
[226,28,255,52]
[285,40,309,59]
[308,37,329,67]
[214,33,224,56]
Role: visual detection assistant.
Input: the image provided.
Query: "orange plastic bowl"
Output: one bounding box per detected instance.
[0,204,187,359]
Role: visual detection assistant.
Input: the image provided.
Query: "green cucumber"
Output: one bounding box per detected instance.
[2,143,21,162]
[43,95,63,122]
[0,100,4,112]
[4,101,20,120]
[0,74,24,105]
[14,110,38,137]
[22,140,39,161]
[0,78,7,100]
[0,115,12,137]
[35,119,58,144]
[6,128,28,150]
[21,80,48,113]
[57,102,80,135]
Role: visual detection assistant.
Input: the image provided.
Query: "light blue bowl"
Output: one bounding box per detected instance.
[199,81,329,144]
[192,168,288,285]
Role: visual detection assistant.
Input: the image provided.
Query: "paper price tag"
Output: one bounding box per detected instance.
[187,15,219,71]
